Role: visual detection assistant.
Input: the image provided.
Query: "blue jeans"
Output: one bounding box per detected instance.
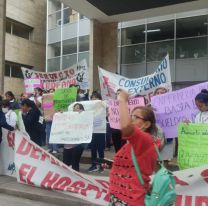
[46,121,58,151]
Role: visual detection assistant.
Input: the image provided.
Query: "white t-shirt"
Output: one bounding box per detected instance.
[194,111,208,123]
[5,110,17,128]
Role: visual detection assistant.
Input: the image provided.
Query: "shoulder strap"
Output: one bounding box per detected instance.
[131,147,144,186]
[131,144,163,186]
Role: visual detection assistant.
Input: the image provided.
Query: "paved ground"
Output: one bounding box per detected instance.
[0,194,59,206]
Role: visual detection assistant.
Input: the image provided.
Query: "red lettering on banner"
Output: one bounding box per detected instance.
[19,164,36,185]
[174,176,189,186]
[30,146,42,159]
[53,177,71,191]
[174,195,182,206]
[81,184,103,199]
[201,169,208,183]
[59,72,63,79]
[40,151,51,161]
[95,179,110,201]
[41,171,60,188]
[69,69,74,75]
[34,73,40,79]
[16,138,32,155]
[67,181,85,193]
[185,196,192,205]
[39,73,44,79]
[7,131,15,148]
[196,196,208,205]
[49,74,54,80]
[44,74,49,80]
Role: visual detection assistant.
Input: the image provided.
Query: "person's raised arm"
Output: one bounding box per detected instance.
[118,90,134,137]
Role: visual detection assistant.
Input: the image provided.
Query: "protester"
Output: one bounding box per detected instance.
[109,90,157,206]
[88,91,106,173]
[43,91,59,154]
[21,99,43,146]
[194,89,208,123]
[110,89,126,152]
[18,93,28,106]
[153,87,168,96]
[63,103,86,171]
[2,100,17,128]
[5,91,19,110]
[77,88,89,101]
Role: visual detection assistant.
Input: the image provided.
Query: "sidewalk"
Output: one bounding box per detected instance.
[0,176,97,206]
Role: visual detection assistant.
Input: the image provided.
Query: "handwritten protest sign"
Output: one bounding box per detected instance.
[24,78,42,94]
[21,59,89,90]
[99,54,172,102]
[42,93,55,121]
[108,97,145,129]
[178,123,208,170]
[50,111,93,144]
[68,100,106,133]
[151,81,208,139]
[53,87,77,111]
[2,130,208,205]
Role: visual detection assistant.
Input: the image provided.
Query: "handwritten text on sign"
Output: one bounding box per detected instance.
[99,54,172,101]
[178,123,208,170]
[21,59,89,90]
[151,81,208,139]
[108,97,145,129]
[50,111,93,144]
[53,87,77,111]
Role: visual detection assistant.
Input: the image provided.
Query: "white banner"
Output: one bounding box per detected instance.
[99,54,172,101]
[50,111,94,144]
[1,130,208,205]
[68,100,106,133]
[21,59,89,90]
[15,131,109,206]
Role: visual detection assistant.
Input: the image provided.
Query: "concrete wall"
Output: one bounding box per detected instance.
[4,0,47,96]
[90,20,118,91]
[0,0,6,93]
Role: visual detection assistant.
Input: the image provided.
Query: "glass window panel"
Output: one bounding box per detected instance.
[11,65,23,78]
[5,64,10,77]
[6,19,12,34]
[121,44,145,64]
[12,21,33,40]
[63,8,72,25]
[147,40,174,62]
[121,25,145,45]
[48,11,61,30]
[147,20,174,42]
[63,38,77,55]
[48,0,61,14]
[47,57,60,72]
[79,35,89,52]
[176,15,208,38]
[48,42,61,58]
[78,52,89,66]
[176,37,208,59]
[62,54,77,69]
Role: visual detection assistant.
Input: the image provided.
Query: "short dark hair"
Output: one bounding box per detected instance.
[195,89,208,104]
[2,99,11,109]
[73,103,85,111]
[5,91,15,99]
[21,99,36,108]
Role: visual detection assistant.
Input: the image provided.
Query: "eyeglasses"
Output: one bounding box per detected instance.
[131,115,146,121]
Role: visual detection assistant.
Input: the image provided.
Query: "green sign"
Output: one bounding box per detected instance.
[178,123,208,170]
[53,87,77,111]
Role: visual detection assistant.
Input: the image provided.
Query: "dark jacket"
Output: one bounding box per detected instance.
[0,111,14,143]
[22,108,42,146]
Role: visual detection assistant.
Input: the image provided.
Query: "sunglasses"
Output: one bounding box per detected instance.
[131,114,146,121]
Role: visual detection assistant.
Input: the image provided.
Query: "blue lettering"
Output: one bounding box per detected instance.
[119,78,125,87]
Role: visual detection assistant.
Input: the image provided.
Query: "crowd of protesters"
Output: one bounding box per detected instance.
[0,86,208,206]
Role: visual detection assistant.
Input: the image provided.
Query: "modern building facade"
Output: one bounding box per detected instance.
[46,0,90,73]
[118,9,208,90]
[0,0,46,96]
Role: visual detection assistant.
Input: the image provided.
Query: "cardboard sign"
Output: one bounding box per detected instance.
[178,123,208,170]
[42,93,55,121]
[108,97,145,129]
[24,78,42,94]
[151,81,208,139]
[50,111,94,144]
[68,100,106,133]
[53,87,77,111]
[21,59,89,90]
[99,54,172,102]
